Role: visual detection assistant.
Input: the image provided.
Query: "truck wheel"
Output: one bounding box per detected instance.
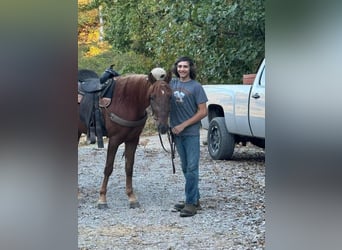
[207,117,235,160]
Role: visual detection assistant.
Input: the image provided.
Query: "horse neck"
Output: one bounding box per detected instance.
[131,76,151,109]
[116,75,151,111]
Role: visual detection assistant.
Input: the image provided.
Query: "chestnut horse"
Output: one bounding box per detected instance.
[78,69,172,208]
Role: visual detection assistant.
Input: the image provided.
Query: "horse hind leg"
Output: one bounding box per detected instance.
[97,139,119,209]
[125,140,140,208]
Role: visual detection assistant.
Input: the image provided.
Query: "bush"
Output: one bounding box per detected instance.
[78,45,155,75]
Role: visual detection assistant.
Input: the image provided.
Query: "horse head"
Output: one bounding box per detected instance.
[148,69,172,134]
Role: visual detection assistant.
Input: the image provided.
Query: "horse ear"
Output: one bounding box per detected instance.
[164,70,172,83]
[148,72,157,83]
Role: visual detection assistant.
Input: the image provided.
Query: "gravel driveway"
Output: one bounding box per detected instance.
[78,129,265,250]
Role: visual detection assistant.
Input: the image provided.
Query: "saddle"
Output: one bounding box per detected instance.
[78,78,115,148]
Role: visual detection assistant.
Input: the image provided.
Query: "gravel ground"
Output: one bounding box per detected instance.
[78,129,265,250]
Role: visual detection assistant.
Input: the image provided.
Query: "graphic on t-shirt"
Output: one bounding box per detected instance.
[174,90,185,103]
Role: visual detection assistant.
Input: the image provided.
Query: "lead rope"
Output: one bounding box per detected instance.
[169,129,176,174]
[158,128,176,174]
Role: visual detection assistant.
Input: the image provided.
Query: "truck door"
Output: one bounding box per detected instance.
[249,62,265,138]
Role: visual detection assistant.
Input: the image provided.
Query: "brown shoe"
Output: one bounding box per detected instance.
[174,201,202,212]
[180,204,197,217]
[173,202,185,212]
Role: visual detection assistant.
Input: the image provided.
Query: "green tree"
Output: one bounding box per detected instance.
[81,0,264,84]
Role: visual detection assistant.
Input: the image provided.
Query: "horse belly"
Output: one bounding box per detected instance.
[106,124,145,142]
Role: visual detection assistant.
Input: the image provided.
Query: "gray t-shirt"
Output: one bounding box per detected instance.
[170,78,208,136]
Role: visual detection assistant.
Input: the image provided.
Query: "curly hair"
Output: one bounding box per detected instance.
[172,56,197,80]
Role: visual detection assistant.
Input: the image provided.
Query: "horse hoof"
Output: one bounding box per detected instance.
[97,202,108,209]
[129,201,140,209]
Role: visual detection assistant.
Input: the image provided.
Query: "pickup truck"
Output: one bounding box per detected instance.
[201,58,265,160]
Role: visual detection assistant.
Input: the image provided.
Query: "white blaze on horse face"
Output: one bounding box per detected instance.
[161,90,165,95]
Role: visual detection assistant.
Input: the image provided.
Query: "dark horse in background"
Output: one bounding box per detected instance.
[78,69,172,208]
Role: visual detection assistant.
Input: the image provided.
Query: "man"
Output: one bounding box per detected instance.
[170,56,208,217]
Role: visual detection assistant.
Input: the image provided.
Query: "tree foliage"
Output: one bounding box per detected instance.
[80,0,264,84]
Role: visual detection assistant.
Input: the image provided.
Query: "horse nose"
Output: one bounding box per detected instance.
[158,124,169,134]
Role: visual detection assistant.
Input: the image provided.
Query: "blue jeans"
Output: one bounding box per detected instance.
[174,135,200,205]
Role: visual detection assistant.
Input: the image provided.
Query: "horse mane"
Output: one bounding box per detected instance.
[114,74,150,104]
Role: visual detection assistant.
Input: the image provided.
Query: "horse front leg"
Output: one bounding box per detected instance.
[125,140,140,208]
[97,138,119,209]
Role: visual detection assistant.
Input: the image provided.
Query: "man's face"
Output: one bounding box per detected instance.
[177,61,190,79]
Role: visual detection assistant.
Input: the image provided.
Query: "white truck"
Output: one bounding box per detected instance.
[201,58,265,160]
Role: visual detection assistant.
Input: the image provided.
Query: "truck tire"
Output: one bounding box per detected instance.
[207,117,235,160]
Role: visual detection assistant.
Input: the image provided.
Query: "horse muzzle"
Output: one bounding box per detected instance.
[158,124,169,134]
